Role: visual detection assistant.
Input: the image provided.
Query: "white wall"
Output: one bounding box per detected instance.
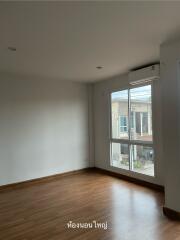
[161,40,180,212]
[93,73,164,185]
[88,84,95,167]
[0,73,91,186]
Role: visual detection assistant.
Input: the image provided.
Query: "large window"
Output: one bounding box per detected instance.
[110,85,154,176]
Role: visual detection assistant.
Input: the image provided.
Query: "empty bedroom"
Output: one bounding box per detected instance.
[0,1,180,240]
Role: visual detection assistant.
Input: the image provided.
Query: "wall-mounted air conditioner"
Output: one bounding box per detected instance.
[128,64,160,85]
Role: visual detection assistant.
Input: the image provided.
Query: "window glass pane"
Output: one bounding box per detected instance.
[111,90,129,139]
[130,85,152,142]
[131,145,154,176]
[111,142,129,170]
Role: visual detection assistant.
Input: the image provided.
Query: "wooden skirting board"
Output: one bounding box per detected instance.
[94,167,164,192]
[0,167,94,192]
[0,167,164,192]
[163,207,180,220]
[0,167,164,193]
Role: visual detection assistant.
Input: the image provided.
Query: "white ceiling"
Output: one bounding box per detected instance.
[1,1,180,82]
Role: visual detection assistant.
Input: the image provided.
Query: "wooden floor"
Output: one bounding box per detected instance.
[0,171,180,240]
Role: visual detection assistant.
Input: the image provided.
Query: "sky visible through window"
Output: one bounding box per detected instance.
[112,85,151,101]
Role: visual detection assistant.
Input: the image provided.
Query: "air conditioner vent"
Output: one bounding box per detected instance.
[128,64,160,85]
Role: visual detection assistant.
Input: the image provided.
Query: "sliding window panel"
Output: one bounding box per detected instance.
[130,85,152,142]
[131,145,154,176]
[111,90,129,139]
[111,142,129,170]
